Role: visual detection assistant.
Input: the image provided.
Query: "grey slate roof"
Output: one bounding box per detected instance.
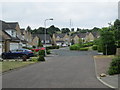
[55,33,66,38]
[91,32,100,38]
[72,33,86,38]
[32,34,52,44]
[1,20,20,42]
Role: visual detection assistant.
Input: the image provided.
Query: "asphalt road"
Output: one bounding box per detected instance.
[2,47,111,88]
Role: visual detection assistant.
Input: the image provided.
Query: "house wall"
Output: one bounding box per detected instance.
[10,42,19,50]
[73,35,79,44]
[0,42,2,55]
[32,36,39,47]
[85,33,95,42]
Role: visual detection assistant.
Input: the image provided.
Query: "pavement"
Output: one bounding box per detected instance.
[94,56,119,89]
[2,47,116,89]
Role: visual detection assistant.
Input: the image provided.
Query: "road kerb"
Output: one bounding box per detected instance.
[93,56,116,89]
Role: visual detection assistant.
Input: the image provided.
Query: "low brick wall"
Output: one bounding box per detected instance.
[116,48,120,56]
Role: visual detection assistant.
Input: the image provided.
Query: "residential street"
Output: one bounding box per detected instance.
[3,48,110,88]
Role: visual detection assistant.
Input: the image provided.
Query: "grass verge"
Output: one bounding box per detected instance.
[0,61,36,73]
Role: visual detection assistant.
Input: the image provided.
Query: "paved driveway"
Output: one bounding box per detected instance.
[2,47,111,88]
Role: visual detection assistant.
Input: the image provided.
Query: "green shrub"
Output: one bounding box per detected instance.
[108,57,120,75]
[31,57,38,62]
[38,50,45,56]
[22,46,33,50]
[92,45,98,50]
[38,55,45,61]
[103,44,116,55]
[97,45,103,52]
[46,45,59,50]
[47,50,51,54]
[70,45,80,50]
[79,47,89,51]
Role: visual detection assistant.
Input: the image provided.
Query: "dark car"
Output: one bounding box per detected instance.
[2,49,34,59]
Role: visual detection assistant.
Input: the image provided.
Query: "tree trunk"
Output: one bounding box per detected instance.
[116,48,120,56]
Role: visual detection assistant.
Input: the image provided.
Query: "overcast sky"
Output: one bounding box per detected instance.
[1,1,119,30]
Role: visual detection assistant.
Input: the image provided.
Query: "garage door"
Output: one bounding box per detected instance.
[0,43,2,55]
[10,43,19,50]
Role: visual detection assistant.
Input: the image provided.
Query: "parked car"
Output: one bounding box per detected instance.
[31,47,45,52]
[1,49,34,59]
[62,44,68,47]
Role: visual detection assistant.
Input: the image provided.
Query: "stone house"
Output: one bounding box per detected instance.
[32,35,39,48]
[85,32,100,42]
[32,34,52,47]
[1,20,21,52]
[71,33,86,44]
[52,33,70,46]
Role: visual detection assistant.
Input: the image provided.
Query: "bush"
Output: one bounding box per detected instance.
[92,45,97,50]
[38,50,45,56]
[82,42,94,47]
[103,44,116,55]
[31,57,38,62]
[46,46,59,50]
[38,55,45,61]
[47,50,51,54]
[22,46,33,50]
[97,45,103,52]
[70,45,80,50]
[79,47,89,51]
[108,57,120,75]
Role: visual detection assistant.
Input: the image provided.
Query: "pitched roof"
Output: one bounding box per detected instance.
[72,33,86,38]
[0,20,20,42]
[91,32,100,38]
[1,20,18,30]
[32,34,51,41]
[55,33,67,38]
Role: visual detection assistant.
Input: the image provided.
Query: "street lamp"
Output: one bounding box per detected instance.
[44,18,53,56]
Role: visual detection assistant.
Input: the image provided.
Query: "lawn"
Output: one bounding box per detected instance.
[0,61,36,72]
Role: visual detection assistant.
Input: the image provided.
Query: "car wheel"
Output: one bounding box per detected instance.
[22,55,28,61]
[2,54,6,59]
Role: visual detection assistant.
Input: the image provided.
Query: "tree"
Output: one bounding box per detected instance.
[114,19,120,47]
[61,28,70,33]
[26,26,32,32]
[71,28,74,32]
[100,27,116,55]
[37,38,43,48]
[47,25,60,36]
[76,28,81,32]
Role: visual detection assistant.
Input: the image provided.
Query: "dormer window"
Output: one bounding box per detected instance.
[12,30,14,36]
[5,29,16,38]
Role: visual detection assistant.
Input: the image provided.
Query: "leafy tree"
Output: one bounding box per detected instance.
[100,27,116,55]
[47,25,60,36]
[61,28,70,33]
[26,26,32,32]
[76,28,81,32]
[114,19,120,47]
[71,28,74,32]
[37,38,43,48]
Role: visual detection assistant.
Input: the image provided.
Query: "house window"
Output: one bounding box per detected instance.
[41,40,44,43]
[46,40,50,43]
[11,30,14,36]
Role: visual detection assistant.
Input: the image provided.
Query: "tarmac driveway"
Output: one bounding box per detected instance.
[2,47,112,88]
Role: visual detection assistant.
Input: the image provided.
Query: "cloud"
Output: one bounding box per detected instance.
[1,2,118,29]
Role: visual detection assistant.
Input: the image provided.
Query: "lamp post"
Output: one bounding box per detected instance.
[44,18,53,56]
